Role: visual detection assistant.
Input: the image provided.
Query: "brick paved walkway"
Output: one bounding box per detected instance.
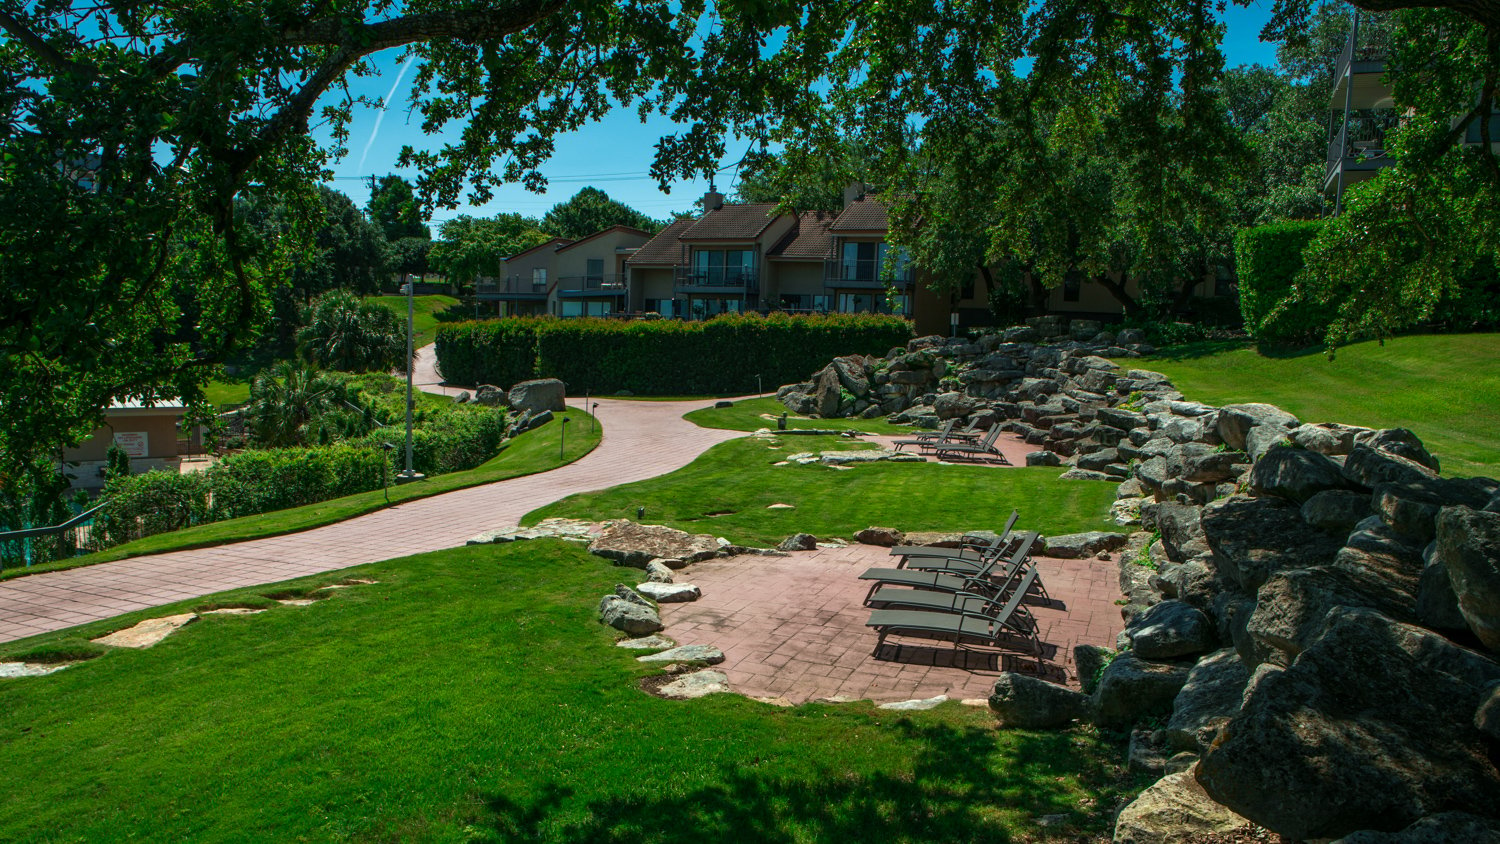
[659,544,1122,703]
[0,396,743,643]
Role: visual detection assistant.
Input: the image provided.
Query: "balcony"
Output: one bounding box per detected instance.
[475,276,548,300]
[1324,111,1399,191]
[823,258,915,290]
[673,266,759,293]
[1330,13,1393,110]
[556,274,628,298]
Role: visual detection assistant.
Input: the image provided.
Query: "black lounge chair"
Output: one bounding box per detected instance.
[866,566,1043,657]
[858,532,1040,603]
[931,426,1008,463]
[890,510,1020,569]
[892,419,955,452]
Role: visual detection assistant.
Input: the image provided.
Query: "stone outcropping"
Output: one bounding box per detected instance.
[507,378,566,413]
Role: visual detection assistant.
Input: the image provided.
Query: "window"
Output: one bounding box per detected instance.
[585,258,605,282]
[887,294,911,315]
[838,292,877,313]
[691,250,755,285]
[1063,270,1081,303]
[531,267,548,293]
[842,242,877,281]
[689,297,741,319]
[561,300,612,318]
[811,295,832,313]
[779,294,805,311]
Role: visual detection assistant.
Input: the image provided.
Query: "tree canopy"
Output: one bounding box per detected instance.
[428,214,554,286]
[367,175,430,242]
[539,187,662,239]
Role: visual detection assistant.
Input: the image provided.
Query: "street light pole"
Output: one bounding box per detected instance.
[397,275,425,484]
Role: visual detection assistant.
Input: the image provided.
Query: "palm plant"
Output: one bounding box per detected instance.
[297,291,412,373]
[245,364,370,448]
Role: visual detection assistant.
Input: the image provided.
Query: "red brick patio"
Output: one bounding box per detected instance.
[659,543,1122,704]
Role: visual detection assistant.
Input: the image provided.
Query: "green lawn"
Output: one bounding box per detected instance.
[367,293,461,349]
[0,540,1134,842]
[686,396,909,435]
[2,408,601,582]
[529,435,1118,546]
[1135,333,1500,478]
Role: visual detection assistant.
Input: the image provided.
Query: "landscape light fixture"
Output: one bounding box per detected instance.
[591,402,599,433]
[561,416,571,459]
[395,277,425,485]
[756,374,762,395]
[637,506,645,521]
[379,442,396,501]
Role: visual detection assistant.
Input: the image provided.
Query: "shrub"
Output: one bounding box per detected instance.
[1235,220,1326,346]
[207,443,387,521]
[298,290,411,373]
[437,312,913,394]
[98,469,214,546]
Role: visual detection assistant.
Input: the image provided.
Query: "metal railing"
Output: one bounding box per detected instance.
[674,266,759,289]
[824,258,915,285]
[0,500,110,569]
[557,273,627,292]
[1327,112,1400,167]
[475,276,548,297]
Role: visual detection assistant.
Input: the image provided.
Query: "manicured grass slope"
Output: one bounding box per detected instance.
[1139,334,1500,478]
[529,435,1118,545]
[686,396,909,435]
[0,541,1132,841]
[2,408,600,581]
[367,293,461,349]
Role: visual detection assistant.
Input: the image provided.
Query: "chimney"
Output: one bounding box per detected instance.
[842,181,868,209]
[702,189,724,211]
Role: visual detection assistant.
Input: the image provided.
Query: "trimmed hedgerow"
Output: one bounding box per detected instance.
[436,312,914,394]
[1235,220,1326,346]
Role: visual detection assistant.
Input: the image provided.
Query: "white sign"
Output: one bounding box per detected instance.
[112,431,149,458]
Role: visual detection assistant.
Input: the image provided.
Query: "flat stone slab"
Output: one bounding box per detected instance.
[657,669,731,699]
[616,634,677,650]
[0,662,71,678]
[467,518,600,546]
[637,644,725,664]
[201,608,265,616]
[588,521,724,569]
[91,613,198,648]
[277,598,321,607]
[767,503,795,509]
[878,694,949,711]
[635,582,701,603]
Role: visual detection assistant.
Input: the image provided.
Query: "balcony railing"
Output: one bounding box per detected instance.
[1327,111,1399,171]
[557,273,627,293]
[823,259,914,287]
[674,266,759,290]
[1335,11,1392,78]
[475,276,548,297]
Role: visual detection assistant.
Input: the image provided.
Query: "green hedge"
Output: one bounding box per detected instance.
[435,313,914,394]
[1235,220,1326,345]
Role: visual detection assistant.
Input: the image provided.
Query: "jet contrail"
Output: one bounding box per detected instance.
[357,55,416,173]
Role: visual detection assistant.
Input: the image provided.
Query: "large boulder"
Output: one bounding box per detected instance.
[1156,504,1209,563]
[1358,428,1441,473]
[1092,654,1192,730]
[1289,422,1363,455]
[854,526,905,547]
[1248,446,1353,504]
[1374,477,1496,543]
[1113,771,1253,844]
[831,355,871,397]
[507,378,567,413]
[598,586,663,635]
[1201,495,1345,591]
[932,392,978,420]
[1126,600,1217,660]
[1334,813,1500,843]
[813,365,843,417]
[1196,607,1500,841]
[1166,648,1251,754]
[1301,489,1373,534]
[1342,445,1438,489]
[1041,531,1127,559]
[988,672,1092,728]
[1437,506,1500,651]
[1216,403,1300,451]
[474,384,507,407]
[588,521,724,569]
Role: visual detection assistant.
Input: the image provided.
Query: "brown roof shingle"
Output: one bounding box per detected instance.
[830,199,889,233]
[679,204,781,241]
[625,218,693,266]
[766,211,838,261]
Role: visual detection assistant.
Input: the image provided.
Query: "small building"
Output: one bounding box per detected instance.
[61,398,192,490]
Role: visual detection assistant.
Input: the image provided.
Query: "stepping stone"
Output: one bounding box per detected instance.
[91,613,198,649]
[754,696,795,707]
[616,634,677,650]
[202,608,264,616]
[878,694,949,711]
[635,582,701,603]
[637,645,725,665]
[657,669,730,699]
[766,503,795,509]
[277,598,320,607]
[0,662,70,678]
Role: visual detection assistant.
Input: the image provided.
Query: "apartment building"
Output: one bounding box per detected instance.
[475,226,652,317]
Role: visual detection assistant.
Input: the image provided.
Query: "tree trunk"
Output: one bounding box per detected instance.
[1095,273,1142,316]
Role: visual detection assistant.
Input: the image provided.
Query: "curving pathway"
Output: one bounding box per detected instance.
[0,395,745,644]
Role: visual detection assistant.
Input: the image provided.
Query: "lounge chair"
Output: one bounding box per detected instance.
[930,426,1008,463]
[866,566,1043,656]
[892,419,955,452]
[858,532,1040,603]
[889,510,1020,569]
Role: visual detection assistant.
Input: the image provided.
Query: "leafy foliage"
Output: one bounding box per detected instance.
[244,363,374,449]
[1234,220,1326,345]
[366,175,430,242]
[435,312,912,394]
[427,214,554,287]
[297,291,412,374]
[540,187,662,238]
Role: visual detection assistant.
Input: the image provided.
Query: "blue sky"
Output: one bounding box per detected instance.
[321,2,1284,230]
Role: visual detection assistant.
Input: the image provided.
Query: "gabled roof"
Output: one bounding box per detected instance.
[766,210,838,261]
[505,237,572,261]
[830,199,889,233]
[679,203,781,241]
[625,218,694,266]
[554,224,655,254]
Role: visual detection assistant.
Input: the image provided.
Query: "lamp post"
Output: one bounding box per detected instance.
[380,442,395,502]
[591,402,599,433]
[396,276,425,484]
[560,416,571,459]
[756,374,762,396]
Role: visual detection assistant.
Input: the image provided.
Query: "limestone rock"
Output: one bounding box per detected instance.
[1129,728,1171,776]
[988,672,1091,728]
[656,669,731,699]
[854,526,905,547]
[1289,422,1362,455]
[879,695,949,711]
[1374,477,1495,543]
[1343,445,1438,489]
[1113,771,1253,844]
[91,613,198,649]
[507,378,566,413]
[1025,450,1062,467]
[1197,607,1500,841]
[1357,428,1441,473]
[1126,600,1217,660]
[776,533,818,552]
[1166,648,1250,754]
[616,634,676,650]
[1075,644,1115,695]
[644,560,675,583]
[1156,504,1209,563]
[1092,653,1191,730]
[598,593,663,636]
[1301,489,1372,534]
[1248,446,1353,504]
[932,392,978,420]
[1334,813,1500,843]
[637,644,725,664]
[1437,505,1500,651]
[1216,403,1300,451]
[0,662,71,678]
[1042,531,1127,559]
[1201,495,1345,591]
[635,582,701,603]
[588,521,724,569]
[474,384,506,407]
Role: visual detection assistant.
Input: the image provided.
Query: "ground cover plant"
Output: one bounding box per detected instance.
[529,435,1117,546]
[1137,333,1500,477]
[0,540,1136,842]
[684,397,909,435]
[1,408,600,581]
